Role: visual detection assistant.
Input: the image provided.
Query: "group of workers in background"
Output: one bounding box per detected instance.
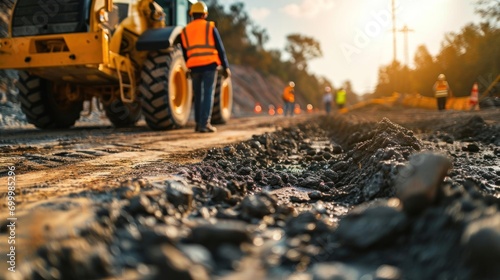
[131,0,491,123]
[322,86,346,114]
[289,73,481,115]
[282,82,347,117]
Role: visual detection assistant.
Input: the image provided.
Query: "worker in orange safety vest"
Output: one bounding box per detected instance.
[432,74,452,111]
[469,82,479,111]
[181,1,230,133]
[282,81,295,116]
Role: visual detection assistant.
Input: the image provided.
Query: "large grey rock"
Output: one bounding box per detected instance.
[285,211,331,237]
[36,239,113,279]
[147,244,209,280]
[128,194,154,215]
[336,199,407,249]
[189,221,252,249]
[396,153,452,214]
[165,180,194,212]
[178,244,215,272]
[363,171,384,200]
[461,214,500,276]
[241,193,277,219]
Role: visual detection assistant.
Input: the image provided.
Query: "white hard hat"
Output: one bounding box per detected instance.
[438,74,446,80]
[289,81,295,87]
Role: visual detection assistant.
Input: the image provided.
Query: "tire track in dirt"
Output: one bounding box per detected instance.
[0,115,314,208]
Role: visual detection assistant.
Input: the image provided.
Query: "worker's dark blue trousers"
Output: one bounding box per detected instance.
[437,97,447,111]
[284,102,294,116]
[191,70,217,127]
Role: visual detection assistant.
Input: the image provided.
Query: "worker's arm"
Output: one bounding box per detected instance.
[182,47,188,62]
[213,27,229,70]
[180,28,189,62]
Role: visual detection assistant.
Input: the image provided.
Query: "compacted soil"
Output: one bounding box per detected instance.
[0,107,499,280]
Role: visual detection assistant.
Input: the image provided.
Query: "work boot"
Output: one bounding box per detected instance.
[198,124,217,133]
[195,124,200,132]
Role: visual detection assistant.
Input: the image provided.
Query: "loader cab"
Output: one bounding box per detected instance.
[93,0,132,33]
[10,0,92,37]
[114,2,132,23]
[160,0,193,27]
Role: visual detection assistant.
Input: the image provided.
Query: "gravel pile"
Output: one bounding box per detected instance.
[10,114,500,280]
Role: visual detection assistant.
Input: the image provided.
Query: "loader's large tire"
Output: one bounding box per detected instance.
[105,98,142,128]
[16,71,83,129]
[211,71,233,124]
[139,47,192,130]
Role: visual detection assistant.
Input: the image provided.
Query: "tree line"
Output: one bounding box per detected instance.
[373,0,499,98]
[2,0,496,104]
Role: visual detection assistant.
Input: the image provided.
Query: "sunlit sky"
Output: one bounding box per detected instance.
[216,0,482,94]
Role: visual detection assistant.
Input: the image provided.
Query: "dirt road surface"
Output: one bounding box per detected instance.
[1,115,312,201]
[0,114,312,278]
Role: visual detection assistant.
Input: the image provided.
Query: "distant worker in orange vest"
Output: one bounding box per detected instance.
[335,88,346,110]
[469,82,479,111]
[283,81,295,116]
[181,1,230,133]
[433,74,452,111]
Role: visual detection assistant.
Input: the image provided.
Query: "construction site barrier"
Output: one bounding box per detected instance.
[340,93,475,114]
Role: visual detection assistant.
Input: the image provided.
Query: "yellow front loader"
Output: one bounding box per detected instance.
[0,0,233,129]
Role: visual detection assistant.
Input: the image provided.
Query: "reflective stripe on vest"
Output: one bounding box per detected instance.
[181,20,221,68]
[435,82,448,97]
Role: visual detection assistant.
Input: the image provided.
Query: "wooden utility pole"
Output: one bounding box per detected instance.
[391,0,397,63]
[399,25,414,67]
[390,0,398,93]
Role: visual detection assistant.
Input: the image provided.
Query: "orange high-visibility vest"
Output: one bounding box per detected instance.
[181,19,221,68]
[470,83,479,102]
[435,81,449,97]
[283,86,295,103]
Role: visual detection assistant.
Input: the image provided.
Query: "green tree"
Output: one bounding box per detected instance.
[341,80,359,105]
[435,23,500,96]
[207,1,252,64]
[373,61,408,97]
[284,34,323,71]
[412,45,439,97]
[251,25,269,51]
[475,0,500,23]
[374,23,499,98]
